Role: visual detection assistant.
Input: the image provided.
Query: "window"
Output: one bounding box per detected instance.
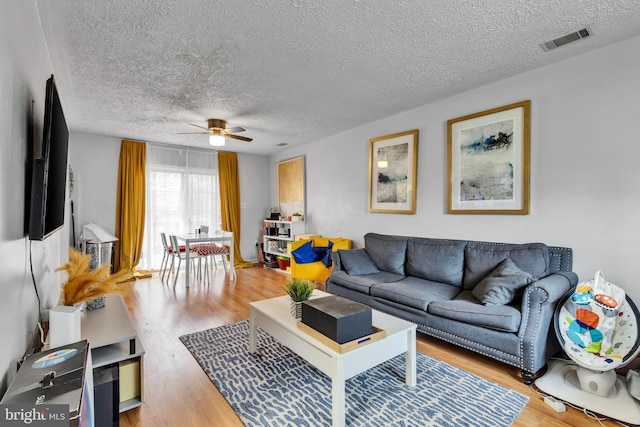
[140,145,221,269]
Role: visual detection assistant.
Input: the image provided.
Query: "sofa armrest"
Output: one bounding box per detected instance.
[331,251,344,272]
[521,271,578,310]
[517,271,578,373]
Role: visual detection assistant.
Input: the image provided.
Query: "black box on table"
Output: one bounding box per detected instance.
[302,295,373,344]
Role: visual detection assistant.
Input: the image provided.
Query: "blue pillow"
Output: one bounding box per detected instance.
[313,241,334,267]
[292,241,320,264]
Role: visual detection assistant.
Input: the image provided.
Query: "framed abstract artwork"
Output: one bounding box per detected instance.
[368,129,419,214]
[277,156,305,218]
[447,100,530,214]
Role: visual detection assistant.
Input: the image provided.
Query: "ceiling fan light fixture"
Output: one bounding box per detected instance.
[209,134,225,147]
[179,119,251,143]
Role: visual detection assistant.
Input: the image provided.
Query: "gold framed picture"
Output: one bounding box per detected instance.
[368,129,418,214]
[447,100,530,214]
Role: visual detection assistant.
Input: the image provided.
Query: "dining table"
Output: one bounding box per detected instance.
[176,231,236,286]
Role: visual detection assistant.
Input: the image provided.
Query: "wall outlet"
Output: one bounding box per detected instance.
[240,203,247,209]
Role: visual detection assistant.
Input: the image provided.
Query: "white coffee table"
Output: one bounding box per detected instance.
[249,291,417,427]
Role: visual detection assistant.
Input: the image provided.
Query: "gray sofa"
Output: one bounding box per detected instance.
[325,233,578,383]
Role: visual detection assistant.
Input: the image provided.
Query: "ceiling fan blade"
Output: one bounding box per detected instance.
[227,134,253,142]
[188,123,210,131]
[177,131,211,135]
[225,126,245,133]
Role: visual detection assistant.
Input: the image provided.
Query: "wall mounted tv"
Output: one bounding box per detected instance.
[28,75,69,241]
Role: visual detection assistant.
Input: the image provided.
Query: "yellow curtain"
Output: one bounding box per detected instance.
[218,151,254,268]
[114,140,148,276]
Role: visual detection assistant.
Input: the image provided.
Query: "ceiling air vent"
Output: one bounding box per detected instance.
[541,27,591,52]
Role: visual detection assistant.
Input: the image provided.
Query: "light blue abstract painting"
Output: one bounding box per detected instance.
[459,119,514,201]
[376,142,409,203]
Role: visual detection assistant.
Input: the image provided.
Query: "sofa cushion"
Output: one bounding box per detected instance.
[370,276,461,311]
[463,242,549,290]
[428,290,522,332]
[364,233,407,275]
[338,249,379,275]
[406,238,466,286]
[472,258,534,306]
[328,270,404,294]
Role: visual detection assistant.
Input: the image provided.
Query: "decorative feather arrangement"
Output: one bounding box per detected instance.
[57,248,131,306]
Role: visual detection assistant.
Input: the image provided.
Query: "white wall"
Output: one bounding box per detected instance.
[0,1,68,392]
[68,133,121,236]
[68,133,268,263]
[237,153,269,259]
[270,35,640,303]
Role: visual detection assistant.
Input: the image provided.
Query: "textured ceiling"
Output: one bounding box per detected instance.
[36,0,640,155]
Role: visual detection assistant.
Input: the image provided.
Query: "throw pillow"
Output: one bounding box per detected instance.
[291,241,320,264]
[313,241,334,268]
[472,258,534,306]
[338,249,380,276]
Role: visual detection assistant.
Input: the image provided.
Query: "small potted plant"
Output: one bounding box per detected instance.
[284,279,316,319]
[291,212,303,222]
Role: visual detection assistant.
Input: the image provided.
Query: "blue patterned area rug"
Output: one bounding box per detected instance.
[179,320,528,426]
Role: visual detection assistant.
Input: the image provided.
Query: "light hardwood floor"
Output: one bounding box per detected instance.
[118,265,618,427]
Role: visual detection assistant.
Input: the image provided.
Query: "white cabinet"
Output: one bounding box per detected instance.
[263,220,305,258]
[82,294,145,412]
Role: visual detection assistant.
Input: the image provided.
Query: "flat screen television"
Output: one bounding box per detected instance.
[28,75,69,241]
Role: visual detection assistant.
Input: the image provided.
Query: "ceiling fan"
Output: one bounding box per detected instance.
[179,119,253,146]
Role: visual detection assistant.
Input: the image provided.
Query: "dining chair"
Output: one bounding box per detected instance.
[190,229,230,273]
[159,232,171,281]
[168,235,206,287]
[161,232,188,283]
[219,230,233,273]
[212,229,231,272]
